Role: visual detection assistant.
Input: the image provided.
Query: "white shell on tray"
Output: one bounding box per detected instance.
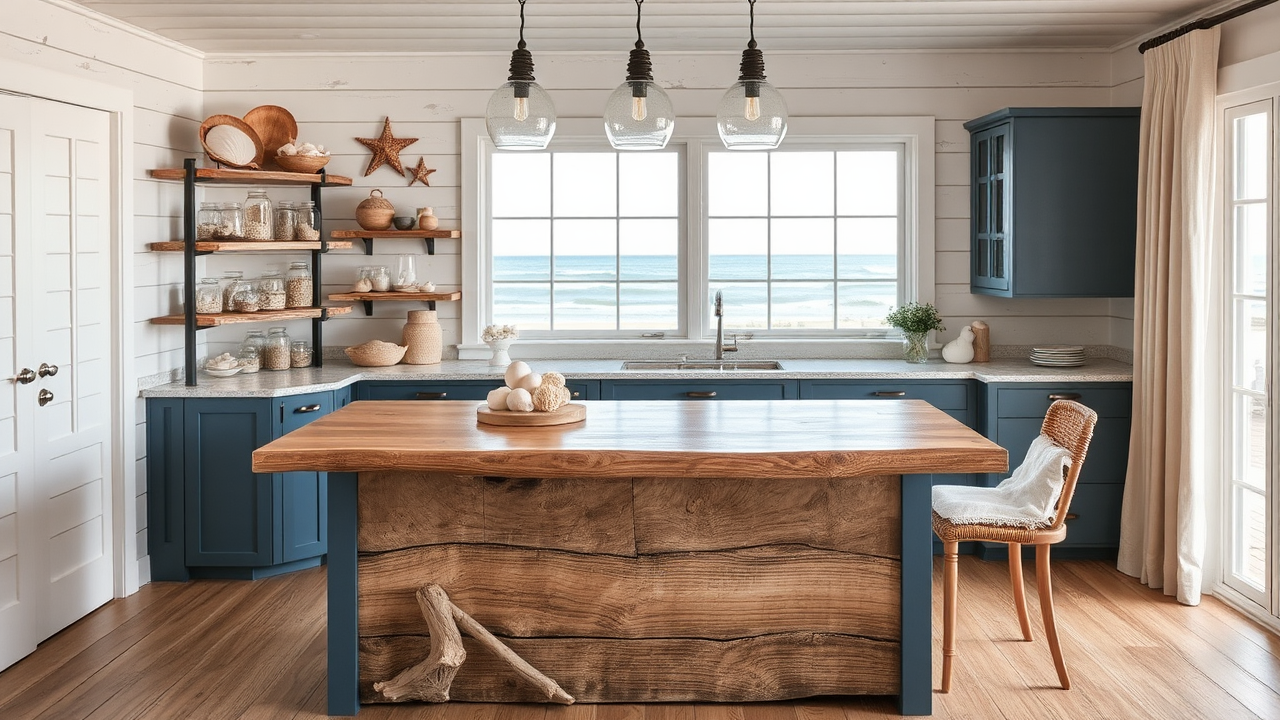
[204,124,258,166]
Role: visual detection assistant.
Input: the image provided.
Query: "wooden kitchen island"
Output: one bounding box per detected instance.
[251,400,1007,717]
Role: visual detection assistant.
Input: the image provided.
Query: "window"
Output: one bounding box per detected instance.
[462,117,934,351]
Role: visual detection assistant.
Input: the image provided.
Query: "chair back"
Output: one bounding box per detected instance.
[1041,399,1098,532]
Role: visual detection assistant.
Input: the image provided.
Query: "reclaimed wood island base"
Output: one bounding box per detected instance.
[252,400,1007,717]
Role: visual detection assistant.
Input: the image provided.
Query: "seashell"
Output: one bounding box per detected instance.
[205,124,259,166]
[487,387,512,411]
[506,387,534,412]
[316,144,326,154]
[277,142,298,156]
[504,361,531,389]
[297,142,319,155]
[516,372,541,393]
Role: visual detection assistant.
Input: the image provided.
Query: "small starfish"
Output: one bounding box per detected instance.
[408,157,437,187]
[356,117,418,177]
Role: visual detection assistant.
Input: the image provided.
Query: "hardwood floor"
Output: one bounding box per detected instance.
[0,557,1277,719]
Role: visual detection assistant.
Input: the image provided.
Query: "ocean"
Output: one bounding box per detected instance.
[493,254,898,331]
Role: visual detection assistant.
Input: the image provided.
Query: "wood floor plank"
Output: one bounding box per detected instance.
[0,558,1276,720]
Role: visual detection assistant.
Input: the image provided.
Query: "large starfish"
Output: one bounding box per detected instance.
[408,157,437,187]
[356,117,417,177]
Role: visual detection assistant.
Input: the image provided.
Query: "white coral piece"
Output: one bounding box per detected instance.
[540,372,566,390]
[532,384,570,412]
[277,142,297,156]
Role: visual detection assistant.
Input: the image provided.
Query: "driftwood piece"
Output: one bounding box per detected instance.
[374,584,574,705]
[372,585,465,702]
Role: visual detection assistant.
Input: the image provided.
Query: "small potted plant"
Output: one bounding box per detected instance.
[885,302,945,364]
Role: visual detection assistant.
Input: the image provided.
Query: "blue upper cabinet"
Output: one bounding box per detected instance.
[965,108,1140,298]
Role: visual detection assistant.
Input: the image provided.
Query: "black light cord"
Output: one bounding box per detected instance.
[518,0,527,50]
[634,0,645,50]
[748,0,757,50]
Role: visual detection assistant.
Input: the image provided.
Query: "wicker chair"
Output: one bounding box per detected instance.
[932,399,1098,693]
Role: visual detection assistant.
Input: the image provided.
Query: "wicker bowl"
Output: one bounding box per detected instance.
[275,154,330,174]
[344,339,407,367]
[356,189,395,230]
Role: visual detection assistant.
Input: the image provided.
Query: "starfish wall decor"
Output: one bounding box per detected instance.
[408,157,437,187]
[356,117,418,177]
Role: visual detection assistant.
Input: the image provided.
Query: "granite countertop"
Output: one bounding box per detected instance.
[141,357,1134,398]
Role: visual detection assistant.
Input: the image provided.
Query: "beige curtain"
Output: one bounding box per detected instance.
[1118,28,1220,606]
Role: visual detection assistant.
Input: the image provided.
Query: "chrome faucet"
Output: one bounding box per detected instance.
[713,290,737,359]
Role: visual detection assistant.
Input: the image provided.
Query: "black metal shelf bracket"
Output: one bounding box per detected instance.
[360,237,436,256]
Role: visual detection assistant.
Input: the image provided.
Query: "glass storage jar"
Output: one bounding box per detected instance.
[196,202,221,240]
[394,254,417,290]
[295,200,320,241]
[218,202,244,239]
[263,327,291,370]
[243,189,273,240]
[369,265,392,292]
[231,282,260,313]
[273,201,297,242]
[290,340,314,368]
[257,270,286,310]
[285,261,313,308]
[238,330,266,373]
[195,278,223,314]
[221,271,244,310]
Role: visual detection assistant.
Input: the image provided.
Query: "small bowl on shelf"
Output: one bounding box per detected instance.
[344,339,407,367]
[275,154,330,174]
[392,216,416,231]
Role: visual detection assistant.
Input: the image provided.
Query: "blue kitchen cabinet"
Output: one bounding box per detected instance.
[600,379,799,400]
[146,390,337,580]
[357,379,600,401]
[979,382,1132,559]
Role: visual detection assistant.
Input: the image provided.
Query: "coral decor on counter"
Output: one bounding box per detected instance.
[478,362,582,426]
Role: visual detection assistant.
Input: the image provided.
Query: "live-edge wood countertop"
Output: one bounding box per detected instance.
[251,399,1008,479]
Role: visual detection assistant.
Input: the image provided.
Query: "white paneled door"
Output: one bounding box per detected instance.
[0,93,114,671]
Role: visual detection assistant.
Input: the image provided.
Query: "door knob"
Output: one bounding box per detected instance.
[38,363,58,378]
[16,368,35,384]
[38,389,54,406]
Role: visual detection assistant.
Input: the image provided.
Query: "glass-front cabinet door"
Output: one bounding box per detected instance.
[1224,99,1274,615]
[971,124,1010,292]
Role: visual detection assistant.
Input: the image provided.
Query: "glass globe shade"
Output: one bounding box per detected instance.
[716,80,788,150]
[486,81,557,150]
[603,81,675,151]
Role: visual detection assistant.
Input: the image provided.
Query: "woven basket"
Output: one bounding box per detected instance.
[356,189,395,230]
[344,339,407,367]
[275,154,330,174]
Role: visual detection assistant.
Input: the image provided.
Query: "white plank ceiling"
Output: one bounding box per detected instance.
[71,0,1224,54]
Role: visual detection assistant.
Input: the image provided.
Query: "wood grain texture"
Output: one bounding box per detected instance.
[359,634,900,703]
[150,305,352,325]
[331,229,461,239]
[149,240,354,252]
[357,474,636,555]
[356,545,900,640]
[632,476,900,556]
[477,403,587,427]
[252,400,1008,478]
[148,166,353,186]
[328,291,463,303]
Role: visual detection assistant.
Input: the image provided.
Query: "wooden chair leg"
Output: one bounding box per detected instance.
[1008,542,1033,641]
[1035,543,1070,690]
[941,540,959,693]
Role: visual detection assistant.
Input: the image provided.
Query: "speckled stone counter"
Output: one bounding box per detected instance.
[140,357,1133,398]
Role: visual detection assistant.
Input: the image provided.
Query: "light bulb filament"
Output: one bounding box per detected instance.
[744,95,761,122]
[631,96,648,122]
[514,97,529,122]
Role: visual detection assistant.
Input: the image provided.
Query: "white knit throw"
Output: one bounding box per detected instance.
[932,433,1072,528]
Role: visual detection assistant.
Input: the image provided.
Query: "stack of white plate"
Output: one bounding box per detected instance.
[1030,345,1085,367]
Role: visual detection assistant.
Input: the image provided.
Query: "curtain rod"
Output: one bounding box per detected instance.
[1139,0,1278,53]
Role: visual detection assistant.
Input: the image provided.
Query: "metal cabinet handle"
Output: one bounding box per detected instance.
[873,391,907,397]
[294,404,322,414]
[1065,513,1079,521]
[571,391,580,398]
[38,389,54,406]
[415,392,448,400]
[686,391,718,398]
[38,363,58,378]
[16,368,35,385]
[1048,393,1082,401]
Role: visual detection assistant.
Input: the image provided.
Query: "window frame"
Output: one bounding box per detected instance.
[461,116,935,357]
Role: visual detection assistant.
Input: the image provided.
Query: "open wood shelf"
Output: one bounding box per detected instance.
[149,306,353,327]
[327,291,461,316]
[330,229,461,256]
[149,167,353,186]
[149,240,354,253]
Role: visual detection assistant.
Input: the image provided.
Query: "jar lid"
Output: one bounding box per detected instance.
[289,261,309,269]
[357,188,394,211]
[277,201,296,208]
[223,270,244,278]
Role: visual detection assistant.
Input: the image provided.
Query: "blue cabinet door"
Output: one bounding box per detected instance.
[601,380,799,400]
[357,381,498,401]
[277,392,334,563]
[183,399,275,567]
[146,398,188,581]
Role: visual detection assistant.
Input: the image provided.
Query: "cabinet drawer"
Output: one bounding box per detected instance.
[994,416,1130,483]
[1060,483,1124,548]
[564,381,598,401]
[358,381,497,401]
[801,380,971,410]
[997,385,1131,418]
[602,380,797,401]
[279,391,333,434]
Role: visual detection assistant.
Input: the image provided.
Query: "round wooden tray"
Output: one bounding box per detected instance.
[476,403,586,427]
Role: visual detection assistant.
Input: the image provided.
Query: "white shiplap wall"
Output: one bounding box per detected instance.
[203,49,1127,353]
[1,0,204,586]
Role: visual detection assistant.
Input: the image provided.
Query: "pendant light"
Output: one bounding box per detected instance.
[717,0,788,150]
[604,0,675,150]
[486,0,556,150]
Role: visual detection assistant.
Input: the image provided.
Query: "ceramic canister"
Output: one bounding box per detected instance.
[402,309,442,365]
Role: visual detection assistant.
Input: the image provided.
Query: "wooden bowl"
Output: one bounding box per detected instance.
[275,154,330,174]
[344,340,407,367]
[199,115,263,169]
[243,105,298,169]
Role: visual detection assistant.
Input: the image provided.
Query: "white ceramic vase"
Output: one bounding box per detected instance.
[487,338,512,366]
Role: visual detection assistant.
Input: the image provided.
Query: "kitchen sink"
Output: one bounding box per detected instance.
[621,360,784,371]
